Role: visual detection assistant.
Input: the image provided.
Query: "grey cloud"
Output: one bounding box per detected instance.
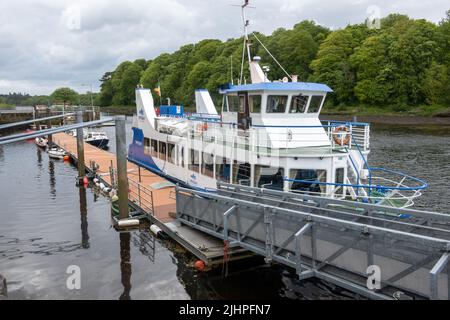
[0,0,447,95]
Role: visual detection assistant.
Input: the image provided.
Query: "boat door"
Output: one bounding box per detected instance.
[237,91,250,130]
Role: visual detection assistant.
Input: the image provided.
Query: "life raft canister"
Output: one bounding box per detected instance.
[333,125,351,145]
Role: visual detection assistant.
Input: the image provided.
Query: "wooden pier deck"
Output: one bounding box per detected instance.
[54,132,176,221]
[53,132,250,266]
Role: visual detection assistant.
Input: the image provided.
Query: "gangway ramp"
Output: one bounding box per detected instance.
[176,182,450,300]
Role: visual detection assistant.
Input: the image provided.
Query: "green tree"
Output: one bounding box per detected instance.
[351,16,440,106]
[51,88,79,106]
[422,62,449,105]
[310,24,368,105]
[99,72,114,107]
[110,61,144,106]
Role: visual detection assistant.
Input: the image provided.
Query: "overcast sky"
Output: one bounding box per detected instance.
[0,0,448,95]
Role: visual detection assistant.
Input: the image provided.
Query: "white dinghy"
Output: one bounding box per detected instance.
[48,147,66,160]
[35,137,48,148]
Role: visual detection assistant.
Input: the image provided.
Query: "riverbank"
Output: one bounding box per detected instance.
[101,105,136,116]
[100,105,450,126]
[320,114,450,126]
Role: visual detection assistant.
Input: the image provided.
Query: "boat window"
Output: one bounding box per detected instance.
[335,168,345,196]
[249,95,262,113]
[233,161,251,185]
[144,138,151,156]
[188,149,199,173]
[201,152,214,178]
[289,169,327,194]
[227,95,239,112]
[238,95,245,113]
[307,95,324,113]
[168,143,176,164]
[254,166,284,190]
[216,156,231,182]
[179,146,185,168]
[290,94,309,113]
[159,141,167,161]
[266,95,288,113]
[151,139,158,157]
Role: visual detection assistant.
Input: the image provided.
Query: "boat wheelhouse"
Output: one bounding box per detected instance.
[128,2,427,209]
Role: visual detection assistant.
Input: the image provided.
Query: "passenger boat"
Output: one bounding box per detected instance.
[48,147,66,160]
[35,137,48,148]
[128,1,427,208]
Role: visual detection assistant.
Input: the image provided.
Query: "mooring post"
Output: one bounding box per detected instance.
[115,116,129,220]
[76,111,86,184]
[46,106,53,148]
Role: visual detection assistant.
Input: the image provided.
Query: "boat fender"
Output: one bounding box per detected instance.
[118,219,140,228]
[103,187,112,193]
[150,224,167,238]
[99,183,106,190]
[111,195,119,203]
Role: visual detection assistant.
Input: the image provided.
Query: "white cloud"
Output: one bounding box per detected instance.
[0,0,448,95]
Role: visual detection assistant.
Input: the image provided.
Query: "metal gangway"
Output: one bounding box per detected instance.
[175,182,450,300]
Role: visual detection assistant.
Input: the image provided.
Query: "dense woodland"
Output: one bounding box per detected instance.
[2,12,449,115]
[97,12,450,114]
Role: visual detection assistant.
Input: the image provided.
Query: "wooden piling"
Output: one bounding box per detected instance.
[46,107,53,147]
[76,112,86,183]
[115,116,129,220]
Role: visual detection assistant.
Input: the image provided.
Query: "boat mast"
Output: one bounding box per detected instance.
[239,0,253,85]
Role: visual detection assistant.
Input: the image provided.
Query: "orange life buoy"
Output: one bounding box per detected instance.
[333,126,351,145]
[196,123,208,132]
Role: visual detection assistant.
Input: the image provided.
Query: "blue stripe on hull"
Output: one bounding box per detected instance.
[127,127,210,192]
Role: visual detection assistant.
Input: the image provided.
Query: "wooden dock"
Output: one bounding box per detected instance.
[54,132,176,221]
[53,132,250,266]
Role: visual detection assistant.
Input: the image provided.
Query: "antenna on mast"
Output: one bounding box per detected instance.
[232,0,255,85]
[230,55,234,85]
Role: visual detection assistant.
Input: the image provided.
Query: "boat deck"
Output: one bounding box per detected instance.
[53,132,250,265]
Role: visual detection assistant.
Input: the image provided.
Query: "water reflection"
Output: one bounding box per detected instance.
[48,160,56,198]
[36,148,43,168]
[79,187,90,249]
[131,231,155,263]
[119,232,132,300]
[0,145,4,162]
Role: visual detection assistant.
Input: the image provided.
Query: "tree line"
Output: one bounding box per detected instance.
[0,89,100,108]
[98,11,450,113]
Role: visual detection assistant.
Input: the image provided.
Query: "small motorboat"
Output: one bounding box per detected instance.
[48,147,66,160]
[68,129,109,149]
[35,137,48,148]
[85,131,109,149]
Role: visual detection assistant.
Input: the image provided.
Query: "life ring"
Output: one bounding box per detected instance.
[333,126,351,145]
[196,123,208,132]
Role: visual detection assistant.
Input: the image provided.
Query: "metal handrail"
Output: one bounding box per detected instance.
[285,174,427,192]
[127,178,155,216]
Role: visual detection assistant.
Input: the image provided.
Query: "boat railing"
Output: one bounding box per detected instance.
[285,167,427,208]
[182,120,371,153]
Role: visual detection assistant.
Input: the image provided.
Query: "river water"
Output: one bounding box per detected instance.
[0,119,448,300]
